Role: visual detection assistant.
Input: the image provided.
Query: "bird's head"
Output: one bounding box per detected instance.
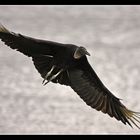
[74,46,90,59]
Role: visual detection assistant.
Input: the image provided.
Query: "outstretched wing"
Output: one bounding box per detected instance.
[0,24,66,57]
[68,56,140,129]
[0,24,70,86]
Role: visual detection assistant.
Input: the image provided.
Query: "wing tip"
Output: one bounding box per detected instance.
[0,23,10,33]
[120,106,140,129]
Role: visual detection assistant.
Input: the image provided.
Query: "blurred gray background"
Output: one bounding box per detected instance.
[0,5,140,134]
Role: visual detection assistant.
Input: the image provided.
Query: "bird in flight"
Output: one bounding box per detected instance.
[0,24,140,129]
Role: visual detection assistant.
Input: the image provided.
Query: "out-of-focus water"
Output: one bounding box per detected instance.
[0,5,140,134]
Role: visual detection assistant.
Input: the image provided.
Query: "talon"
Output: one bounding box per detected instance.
[43,80,50,86]
[42,79,46,84]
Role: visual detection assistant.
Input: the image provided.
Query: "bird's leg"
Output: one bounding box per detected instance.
[43,69,63,86]
[42,65,56,84]
[49,69,63,81]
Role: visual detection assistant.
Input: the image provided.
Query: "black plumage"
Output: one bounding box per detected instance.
[0,24,140,129]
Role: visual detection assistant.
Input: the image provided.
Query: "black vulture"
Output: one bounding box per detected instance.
[0,24,140,129]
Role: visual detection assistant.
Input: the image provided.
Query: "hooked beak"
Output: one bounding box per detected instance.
[85,51,90,56]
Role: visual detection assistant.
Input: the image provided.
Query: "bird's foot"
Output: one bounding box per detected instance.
[42,67,63,86]
[42,65,56,85]
[43,80,50,86]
